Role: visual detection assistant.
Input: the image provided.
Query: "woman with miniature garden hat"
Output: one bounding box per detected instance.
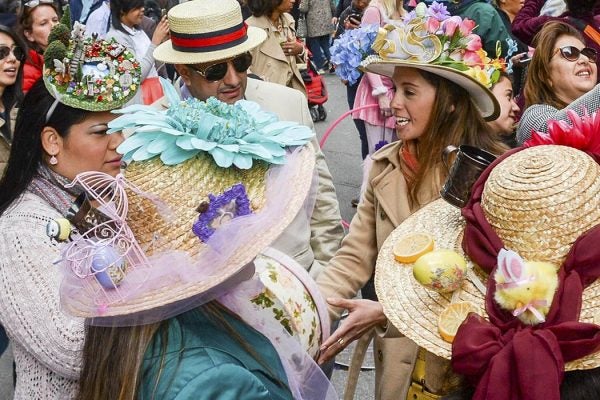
[0,21,141,398]
[316,3,507,399]
[60,80,337,399]
[374,121,600,398]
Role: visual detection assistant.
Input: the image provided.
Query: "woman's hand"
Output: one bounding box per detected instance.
[317,298,387,365]
[281,40,304,57]
[378,94,392,117]
[151,16,170,46]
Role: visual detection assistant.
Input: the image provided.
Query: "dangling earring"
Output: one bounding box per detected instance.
[49,155,58,165]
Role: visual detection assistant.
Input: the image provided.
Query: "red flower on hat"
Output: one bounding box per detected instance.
[525,108,600,153]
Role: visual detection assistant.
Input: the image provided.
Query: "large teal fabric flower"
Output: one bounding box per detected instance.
[107,78,314,169]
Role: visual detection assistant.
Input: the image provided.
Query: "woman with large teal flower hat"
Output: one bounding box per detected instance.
[0,21,141,399]
[58,78,337,399]
[319,2,509,399]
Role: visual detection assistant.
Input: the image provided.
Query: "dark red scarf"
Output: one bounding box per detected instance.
[451,147,600,400]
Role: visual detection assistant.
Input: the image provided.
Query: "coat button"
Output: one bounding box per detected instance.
[380,210,387,220]
[267,62,271,67]
[377,349,383,362]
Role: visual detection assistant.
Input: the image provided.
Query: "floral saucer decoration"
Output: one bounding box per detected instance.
[331,1,505,88]
[43,22,141,111]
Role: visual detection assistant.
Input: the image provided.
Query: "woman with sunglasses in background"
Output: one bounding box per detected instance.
[245,0,307,97]
[517,21,598,143]
[0,25,25,176]
[17,0,59,93]
[106,0,169,105]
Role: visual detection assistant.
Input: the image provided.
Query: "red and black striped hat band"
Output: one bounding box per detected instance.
[170,21,249,53]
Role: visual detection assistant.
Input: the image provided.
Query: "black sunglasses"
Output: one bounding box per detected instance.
[190,53,253,82]
[554,45,598,63]
[0,45,25,62]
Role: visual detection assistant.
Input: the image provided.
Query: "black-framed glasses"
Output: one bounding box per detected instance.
[190,53,253,82]
[0,45,25,62]
[23,0,54,8]
[554,45,598,63]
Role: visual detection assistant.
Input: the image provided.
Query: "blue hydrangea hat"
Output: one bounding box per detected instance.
[58,79,317,324]
[43,22,141,112]
[331,1,504,121]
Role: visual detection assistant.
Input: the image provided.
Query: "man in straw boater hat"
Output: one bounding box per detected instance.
[56,62,338,398]
[374,114,600,399]
[151,0,344,279]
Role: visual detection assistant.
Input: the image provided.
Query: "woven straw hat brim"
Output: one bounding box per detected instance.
[375,198,600,371]
[65,144,315,318]
[363,61,500,121]
[153,26,266,65]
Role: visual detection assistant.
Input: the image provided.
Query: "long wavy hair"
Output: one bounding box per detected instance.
[523,21,585,109]
[408,69,508,208]
[77,301,290,400]
[0,24,25,140]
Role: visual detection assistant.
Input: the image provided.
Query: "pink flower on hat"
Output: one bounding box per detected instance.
[442,16,461,37]
[425,17,440,34]
[465,34,482,52]
[459,18,476,36]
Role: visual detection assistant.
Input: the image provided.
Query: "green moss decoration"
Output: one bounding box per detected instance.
[44,41,67,69]
[60,6,71,29]
[47,24,71,47]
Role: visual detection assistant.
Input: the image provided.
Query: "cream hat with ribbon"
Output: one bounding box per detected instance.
[153,0,267,65]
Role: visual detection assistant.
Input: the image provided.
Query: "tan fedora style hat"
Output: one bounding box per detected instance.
[375,145,600,371]
[153,0,267,65]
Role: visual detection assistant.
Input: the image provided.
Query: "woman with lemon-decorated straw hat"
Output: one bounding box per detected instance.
[375,117,600,398]
[316,2,508,399]
[0,20,141,398]
[58,76,338,398]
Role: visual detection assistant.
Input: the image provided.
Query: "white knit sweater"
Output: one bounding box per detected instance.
[0,192,83,399]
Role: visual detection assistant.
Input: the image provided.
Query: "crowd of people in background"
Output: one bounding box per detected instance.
[0,0,599,399]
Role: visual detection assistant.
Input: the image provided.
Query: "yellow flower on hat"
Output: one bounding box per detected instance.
[466,66,490,87]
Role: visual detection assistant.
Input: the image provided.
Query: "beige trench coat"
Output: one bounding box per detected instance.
[0,107,17,177]
[317,141,443,399]
[246,14,307,98]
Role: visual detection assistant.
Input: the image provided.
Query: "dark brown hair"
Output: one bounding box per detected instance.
[246,0,284,18]
[408,69,508,208]
[523,21,585,109]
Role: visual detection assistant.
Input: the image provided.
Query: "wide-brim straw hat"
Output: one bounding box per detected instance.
[153,0,267,65]
[363,60,499,121]
[375,145,600,370]
[61,146,315,320]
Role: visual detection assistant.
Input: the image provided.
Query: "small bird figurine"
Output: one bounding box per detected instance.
[46,218,72,241]
[494,249,559,325]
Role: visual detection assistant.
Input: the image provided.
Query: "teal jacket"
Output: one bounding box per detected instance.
[139,308,294,400]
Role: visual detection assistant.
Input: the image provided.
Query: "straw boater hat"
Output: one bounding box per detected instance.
[337,2,503,121]
[376,142,600,398]
[43,21,141,112]
[58,80,317,325]
[153,0,266,65]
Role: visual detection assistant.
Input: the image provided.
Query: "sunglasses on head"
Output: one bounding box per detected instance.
[554,45,598,63]
[190,53,253,82]
[23,0,54,8]
[0,46,25,62]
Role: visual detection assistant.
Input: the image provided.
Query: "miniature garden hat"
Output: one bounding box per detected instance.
[375,124,600,399]
[43,21,141,113]
[331,1,502,121]
[153,0,267,65]
[57,79,317,324]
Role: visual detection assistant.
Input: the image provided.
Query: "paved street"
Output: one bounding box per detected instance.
[314,72,376,400]
[0,73,375,400]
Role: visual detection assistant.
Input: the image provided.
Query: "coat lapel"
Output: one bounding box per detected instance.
[373,166,408,228]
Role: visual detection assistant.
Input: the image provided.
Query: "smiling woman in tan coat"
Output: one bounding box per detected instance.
[315,7,508,399]
[246,0,306,97]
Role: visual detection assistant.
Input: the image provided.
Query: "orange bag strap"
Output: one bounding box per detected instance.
[584,24,600,47]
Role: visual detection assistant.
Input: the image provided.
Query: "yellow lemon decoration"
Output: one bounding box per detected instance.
[393,232,434,263]
[413,249,467,293]
[438,301,479,343]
